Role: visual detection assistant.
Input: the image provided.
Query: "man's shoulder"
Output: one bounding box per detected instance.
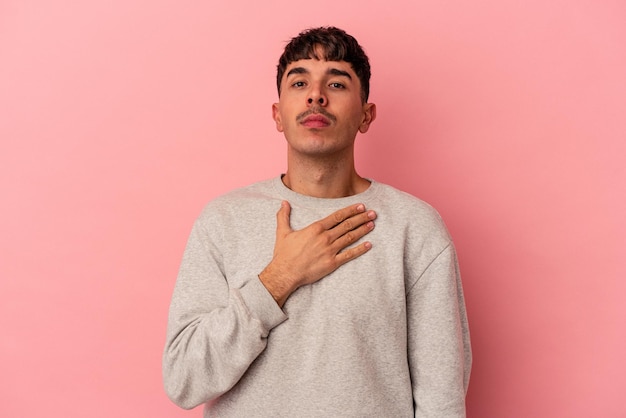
[371,180,450,237]
[373,181,439,215]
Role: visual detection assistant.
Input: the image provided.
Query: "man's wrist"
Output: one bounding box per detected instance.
[258,266,294,308]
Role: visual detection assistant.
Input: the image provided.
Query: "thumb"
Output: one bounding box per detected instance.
[275,200,292,235]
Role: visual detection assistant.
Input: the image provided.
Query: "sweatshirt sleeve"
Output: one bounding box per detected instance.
[162,219,288,409]
[407,243,472,418]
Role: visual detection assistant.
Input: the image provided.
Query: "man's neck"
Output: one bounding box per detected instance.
[282,154,370,198]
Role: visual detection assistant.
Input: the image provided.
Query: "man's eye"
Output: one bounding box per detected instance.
[292,81,306,87]
[330,82,345,89]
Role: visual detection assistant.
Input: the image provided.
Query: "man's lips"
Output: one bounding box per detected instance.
[300,114,331,128]
[296,107,336,128]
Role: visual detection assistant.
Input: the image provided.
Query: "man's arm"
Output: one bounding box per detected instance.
[407,243,472,417]
[163,201,376,409]
[162,218,285,409]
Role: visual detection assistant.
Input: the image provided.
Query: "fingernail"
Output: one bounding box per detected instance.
[357,204,365,212]
[368,211,376,219]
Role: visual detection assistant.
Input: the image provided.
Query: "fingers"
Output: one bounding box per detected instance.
[335,241,373,267]
[278,200,376,253]
[275,200,292,236]
[326,206,377,243]
[330,215,375,254]
[318,203,367,230]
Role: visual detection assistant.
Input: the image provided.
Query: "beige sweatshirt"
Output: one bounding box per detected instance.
[163,176,471,417]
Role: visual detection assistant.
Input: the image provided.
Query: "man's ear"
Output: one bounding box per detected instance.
[272,103,284,133]
[359,103,376,134]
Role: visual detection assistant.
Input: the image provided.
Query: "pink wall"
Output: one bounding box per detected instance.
[1,1,624,416]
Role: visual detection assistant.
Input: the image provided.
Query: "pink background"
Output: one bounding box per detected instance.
[1,1,625,417]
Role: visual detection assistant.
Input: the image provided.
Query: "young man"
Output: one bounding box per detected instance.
[163,27,472,417]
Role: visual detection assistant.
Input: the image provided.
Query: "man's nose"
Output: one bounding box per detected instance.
[307,97,325,105]
[307,87,327,106]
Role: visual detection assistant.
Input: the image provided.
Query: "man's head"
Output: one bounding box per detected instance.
[277,27,371,103]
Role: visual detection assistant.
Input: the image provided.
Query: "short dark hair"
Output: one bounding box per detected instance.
[277,27,371,102]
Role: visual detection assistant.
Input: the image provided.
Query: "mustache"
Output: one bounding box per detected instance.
[296,107,337,123]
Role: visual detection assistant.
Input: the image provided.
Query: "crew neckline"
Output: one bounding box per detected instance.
[271,175,381,209]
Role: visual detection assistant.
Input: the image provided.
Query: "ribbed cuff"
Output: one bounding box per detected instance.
[238,277,288,332]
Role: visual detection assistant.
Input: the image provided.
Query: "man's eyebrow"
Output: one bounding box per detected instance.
[286,67,309,77]
[327,68,352,79]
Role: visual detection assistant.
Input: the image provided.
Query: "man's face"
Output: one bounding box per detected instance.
[272,54,376,160]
